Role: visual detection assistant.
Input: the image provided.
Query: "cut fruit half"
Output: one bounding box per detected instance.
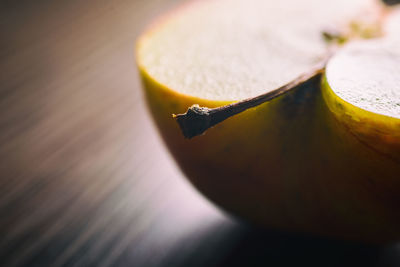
[136,0,400,242]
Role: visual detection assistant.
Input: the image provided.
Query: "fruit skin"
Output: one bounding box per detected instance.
[138,65,400,243]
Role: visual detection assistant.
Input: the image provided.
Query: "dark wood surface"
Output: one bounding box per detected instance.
[1,0,400,266]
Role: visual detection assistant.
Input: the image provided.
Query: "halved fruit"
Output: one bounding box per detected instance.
[136,0,400,242]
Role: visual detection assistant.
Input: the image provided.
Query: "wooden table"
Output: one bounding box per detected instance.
[1,0,400,266]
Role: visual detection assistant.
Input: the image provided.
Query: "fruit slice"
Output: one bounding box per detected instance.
[136,0,400,242]
[323,38,400,161]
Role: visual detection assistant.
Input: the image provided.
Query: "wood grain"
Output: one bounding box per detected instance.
[1,0,400,266]
[0,1,240,266]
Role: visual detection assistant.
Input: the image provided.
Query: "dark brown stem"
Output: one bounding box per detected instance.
[173,62,326,139]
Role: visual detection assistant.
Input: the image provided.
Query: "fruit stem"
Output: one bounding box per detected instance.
[173,62,326,139]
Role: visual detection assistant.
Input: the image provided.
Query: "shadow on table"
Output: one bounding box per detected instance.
[163,221,400,267]
[217,226,400,267]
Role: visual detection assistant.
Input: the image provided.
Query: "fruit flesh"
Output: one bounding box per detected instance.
[325,40,400,119]
[137,0,380,100]
[137,0,400,242]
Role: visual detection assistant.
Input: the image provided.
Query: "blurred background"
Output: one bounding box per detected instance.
[1,0,400,266]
